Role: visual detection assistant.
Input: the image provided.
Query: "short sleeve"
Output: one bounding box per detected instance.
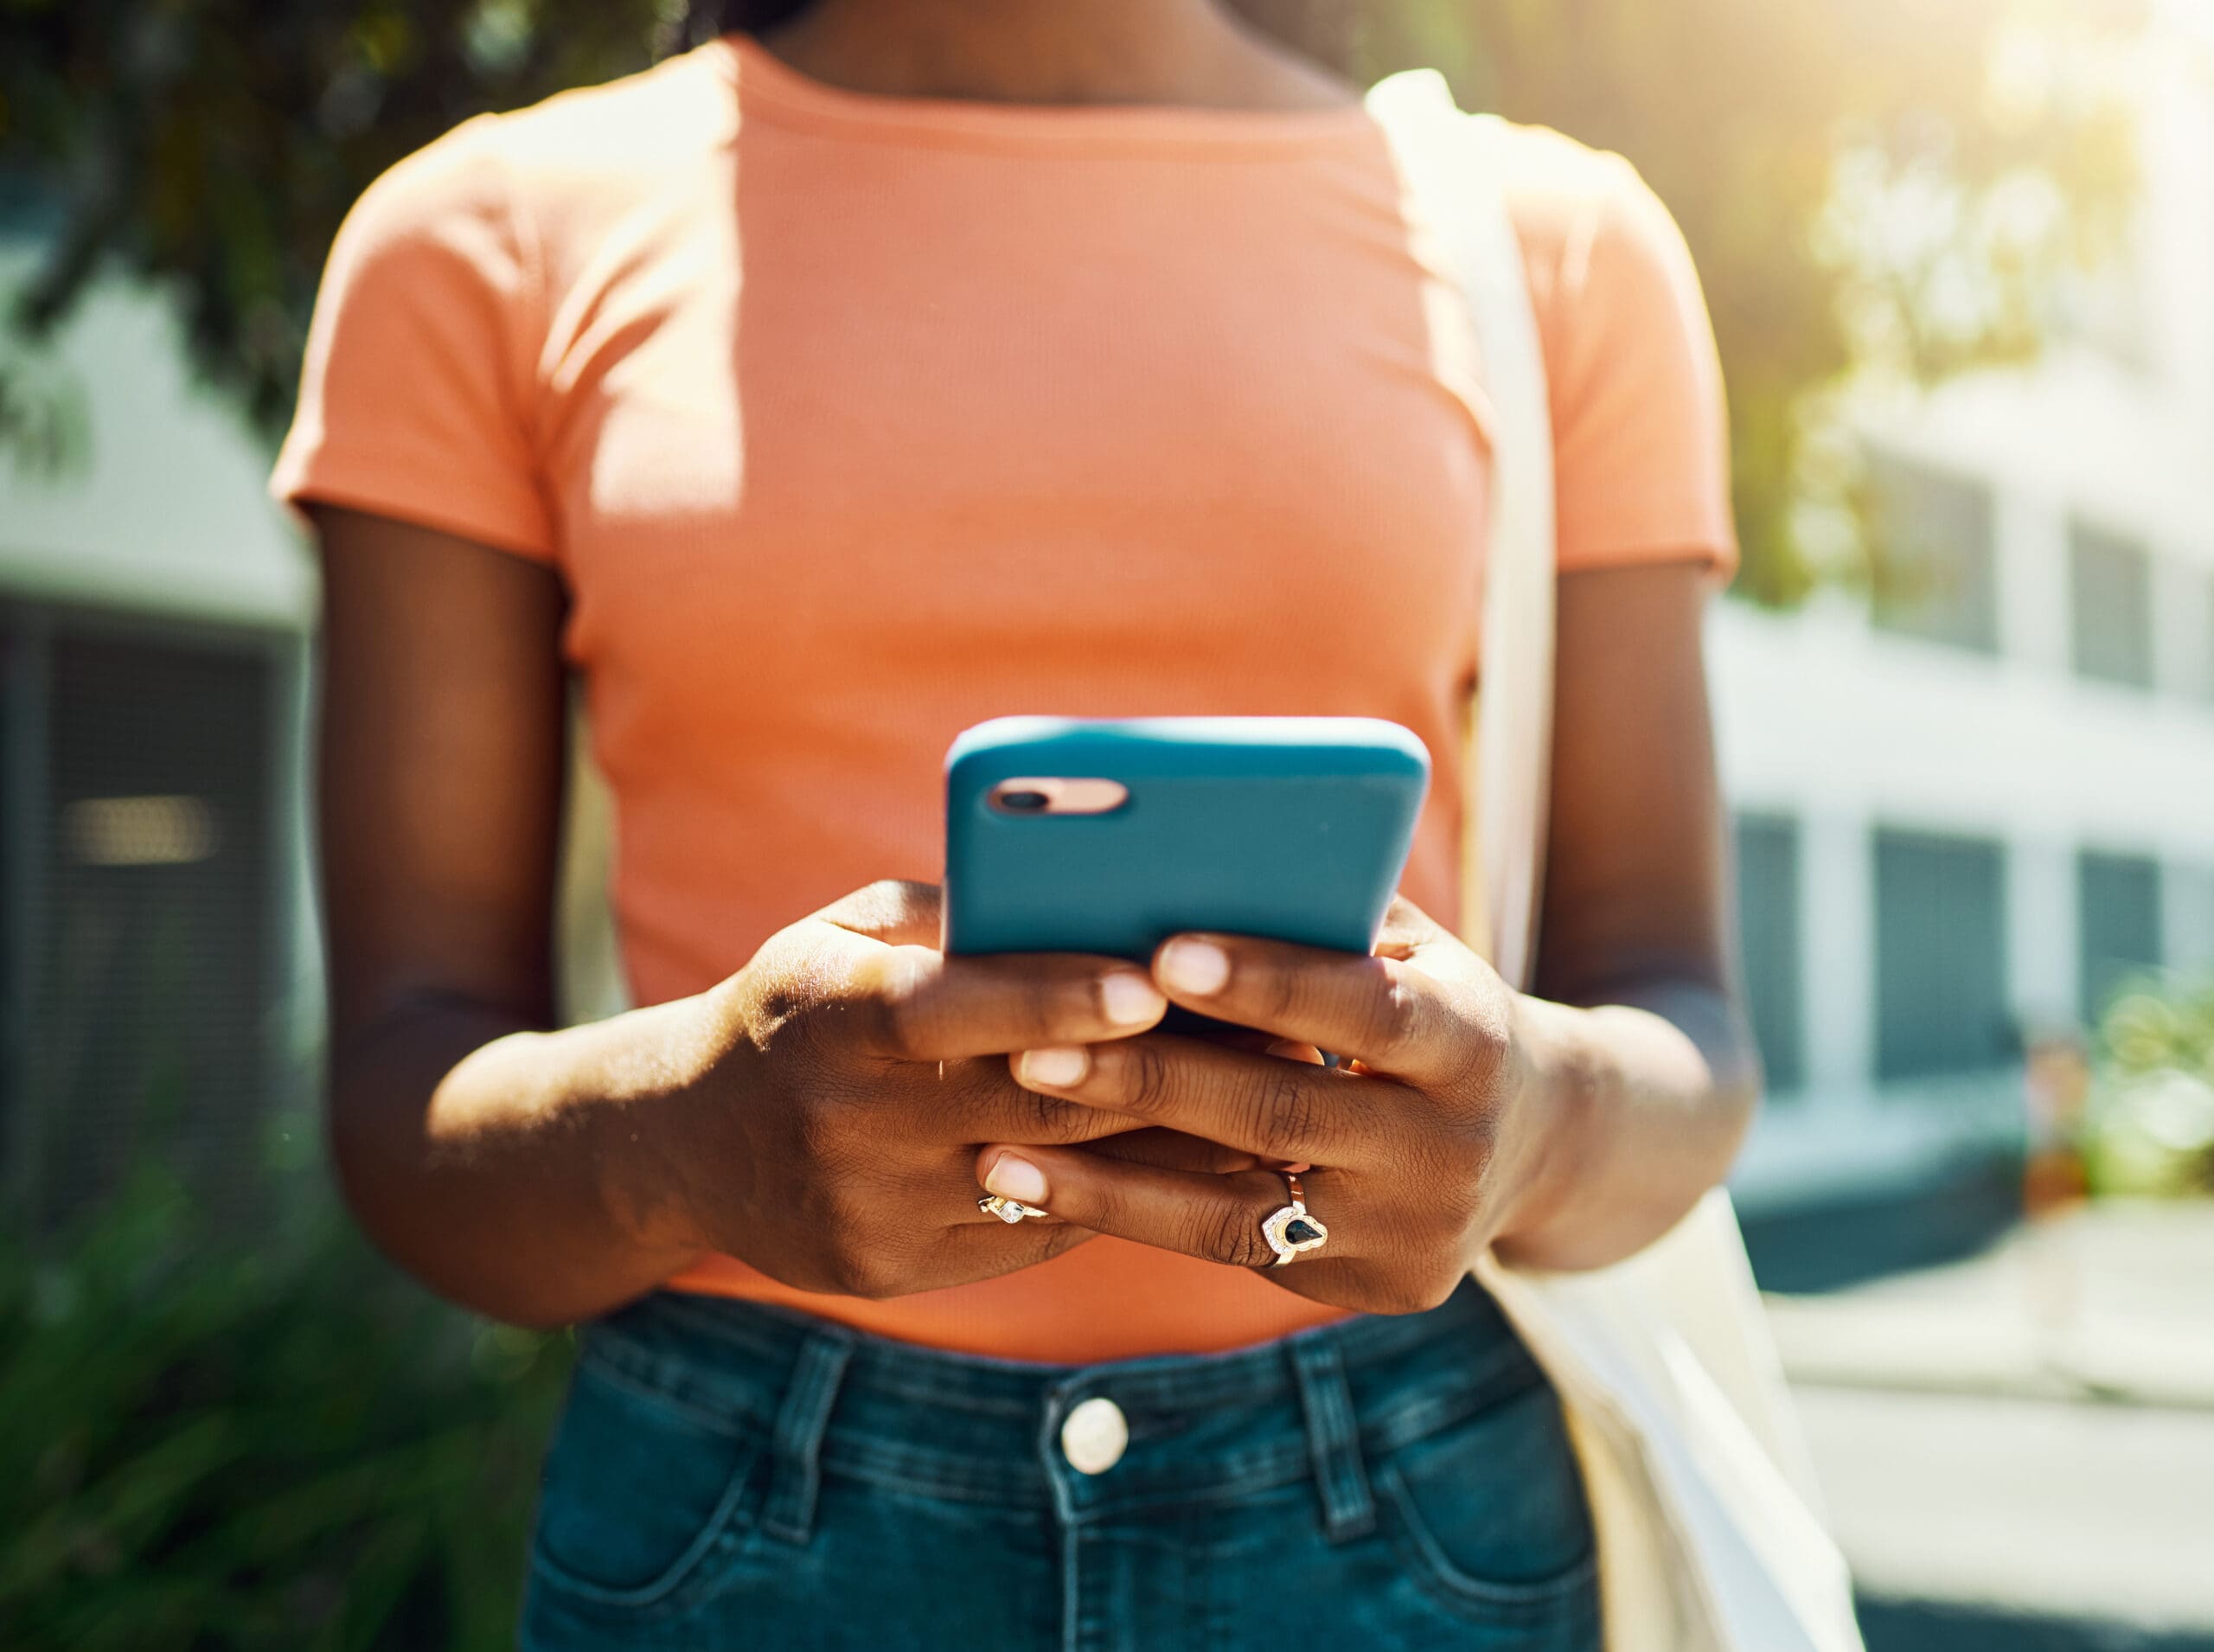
[1517,148,1737,579]
[271,115,555,562]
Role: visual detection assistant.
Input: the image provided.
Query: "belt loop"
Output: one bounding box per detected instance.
[1287,1331,1376,1542]
[759,1329,854,1546]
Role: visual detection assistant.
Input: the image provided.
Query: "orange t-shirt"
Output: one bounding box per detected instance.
[274,35,1736,1362]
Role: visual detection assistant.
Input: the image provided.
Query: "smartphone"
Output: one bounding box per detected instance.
[942,715,1430,963]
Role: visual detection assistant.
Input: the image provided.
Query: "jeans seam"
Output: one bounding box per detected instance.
[584,1323,805,1421]
[573,1344,764,1440]
[1359,1349,1545,1462]
[1373,1460,1603,1621]
[527,1428,767,1620]
[1288,1333,1378,1542]
[760,1331,855,1546]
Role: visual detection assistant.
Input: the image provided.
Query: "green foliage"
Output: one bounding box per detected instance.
[2100,974,2214,1081]
[0,0,2148,603]
[1358,0,2144,605]
[0,1169,572,1651]
[0,0,681,431]
[2086,975,2214,1198]
[0,330,86,478]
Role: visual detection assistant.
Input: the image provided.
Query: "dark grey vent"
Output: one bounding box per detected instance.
[2,609,284,1230]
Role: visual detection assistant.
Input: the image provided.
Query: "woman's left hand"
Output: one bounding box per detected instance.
[976,896,1571,1314]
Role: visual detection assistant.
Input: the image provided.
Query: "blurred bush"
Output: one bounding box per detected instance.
[1372,0,2144,606]
[2086,976,2214,1199]
[1,1169,572,1651]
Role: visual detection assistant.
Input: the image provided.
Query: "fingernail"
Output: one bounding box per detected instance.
[1159,938,1231,997]
[1101,971,1165,1025]
[985,1152,1049,1206]
[1018,1047,1090,1087]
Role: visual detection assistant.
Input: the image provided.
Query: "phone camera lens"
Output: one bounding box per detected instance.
[998,789,1051,813]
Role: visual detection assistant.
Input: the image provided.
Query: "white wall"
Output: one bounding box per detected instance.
[1722,31,2214,1210]
[1,249,323,1116]
[0,245,312,631]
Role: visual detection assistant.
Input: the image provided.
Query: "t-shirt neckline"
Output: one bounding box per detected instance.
[717,33,1379,154]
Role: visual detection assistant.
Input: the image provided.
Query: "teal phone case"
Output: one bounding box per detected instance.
[943,716,1431,960]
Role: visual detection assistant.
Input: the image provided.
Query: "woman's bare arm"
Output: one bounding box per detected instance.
[313,505,1184,1328]
[313,505,712,1323]
[1503,558,1761,1267]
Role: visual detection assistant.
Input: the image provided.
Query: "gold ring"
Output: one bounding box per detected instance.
[979,1194,1048,1225]
[1261,1171,1328,1266]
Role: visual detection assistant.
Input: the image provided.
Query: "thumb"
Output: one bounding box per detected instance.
[815,879,944,949]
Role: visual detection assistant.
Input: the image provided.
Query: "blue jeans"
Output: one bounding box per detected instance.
[519,1283,1600,1651]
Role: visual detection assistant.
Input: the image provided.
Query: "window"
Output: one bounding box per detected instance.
[1867,453,2000,655]
[0,610,285,1227]
[2069,522,2154,689]
[2078,850,2163,1024]
[1734,814,1805,1095]
[2205,567,2214,705]
[1874,828,2013,1081]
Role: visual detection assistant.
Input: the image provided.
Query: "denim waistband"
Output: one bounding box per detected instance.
[578,1281,1543,1539]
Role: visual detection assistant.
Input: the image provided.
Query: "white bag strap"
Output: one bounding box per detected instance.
[1365,68,1555,992]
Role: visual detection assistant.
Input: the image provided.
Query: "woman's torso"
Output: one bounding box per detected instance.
[274,34,1734,1361]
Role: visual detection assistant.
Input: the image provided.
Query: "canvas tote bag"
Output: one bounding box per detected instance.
[1366,68,1865,1652]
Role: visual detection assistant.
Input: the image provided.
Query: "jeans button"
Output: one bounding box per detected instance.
[1059,1396,1129,1475]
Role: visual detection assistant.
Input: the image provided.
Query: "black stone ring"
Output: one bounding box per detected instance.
[1261,1171,1329,1266]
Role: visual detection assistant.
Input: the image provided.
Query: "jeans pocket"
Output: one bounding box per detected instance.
[1374,1379,1599,1630]
[527,1354,771,1620]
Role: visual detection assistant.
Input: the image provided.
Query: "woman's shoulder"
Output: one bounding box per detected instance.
[340,41,739,258]
[1476,121,1733,575]
[1470,118,1714,386]
[1484,120,1689,287]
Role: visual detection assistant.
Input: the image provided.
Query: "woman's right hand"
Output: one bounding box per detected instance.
[314,512,1242,1324]
[629,880,1189,1299]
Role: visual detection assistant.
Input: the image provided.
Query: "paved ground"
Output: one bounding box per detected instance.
[1855,1598,2214,1652]
[1766,1201,2214,1409]
[1802,1387,2214,1634]
[1759,1200,2214,1650]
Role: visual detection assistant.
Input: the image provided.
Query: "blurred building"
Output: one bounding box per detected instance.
[1720,32,2214,1220]
[0,221,316,1227]
[3,33,2211,1233]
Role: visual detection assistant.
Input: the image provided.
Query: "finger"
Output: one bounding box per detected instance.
[1372,893,1456,957]
[963,1192,1071,1226]
[1188,1026,1291,1056]
[837,936,1167,1061]
[1006,1034,1392,1165]
[1198,1028,1328,1066]
[936,1061,1163,1150]
[941,1072,1281,1162]
[1149,930,1498,1089]
[900,1149,1079,1229]
[813,879,944,948]
[975,1146,1340,1273]
[1079,1127,1265,1175]
[849,1206,1097,1297]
